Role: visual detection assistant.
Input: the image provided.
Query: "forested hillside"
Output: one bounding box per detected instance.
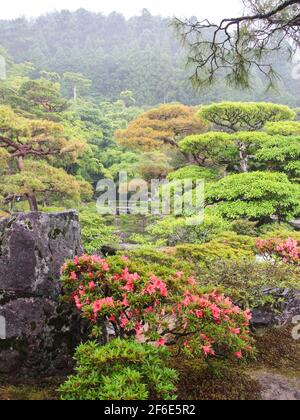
[0,8,299,106]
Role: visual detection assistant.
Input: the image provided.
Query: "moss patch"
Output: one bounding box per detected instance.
[0,377,60,401]
[252,327,300,373]
[171,359,262,400]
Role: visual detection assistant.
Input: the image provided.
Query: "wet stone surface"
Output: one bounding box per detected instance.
[0,211,85,377]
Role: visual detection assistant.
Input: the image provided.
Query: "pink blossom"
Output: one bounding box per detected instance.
[135,322,143,336]
[88,281,96,290]
[195,310,203,319]
[120,315,129,328]
[244,309,252,321]
[122,294,130,307]
[235,351,243,359]
[202,345,215,357]
[156,338,166,347]
[74,295,83,310]
[210,304,221,320]
[229,327,241,335]
[70,271,77,281]
[101,262,110,272]
[188,277,196,286]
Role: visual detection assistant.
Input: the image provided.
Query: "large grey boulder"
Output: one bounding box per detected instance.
[251,288,300,328]
[0,211,85,376]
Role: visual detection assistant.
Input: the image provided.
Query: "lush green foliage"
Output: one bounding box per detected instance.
[168,165,218,183]
[79,207,118,254]
[199,102,295,132]
[175,238,255,267]
[0,105,91,211]
[147,214,231,246]
[59,339,178,400]
[265,121,300,136]
[194,258,300,310]
[205,172,300,222]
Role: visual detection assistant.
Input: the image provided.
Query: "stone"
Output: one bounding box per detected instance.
[251,288,300,328]
[0,211,86,376]
[290,219,300,231]
[0,211,83,297]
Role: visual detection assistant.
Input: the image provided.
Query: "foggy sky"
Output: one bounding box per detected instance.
[0,0,242,21]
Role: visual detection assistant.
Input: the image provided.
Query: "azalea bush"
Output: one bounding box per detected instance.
[256,237,300,265]
[59,339,178,400]
[61,254,255,360]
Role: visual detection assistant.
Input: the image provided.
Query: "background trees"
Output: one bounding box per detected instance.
[180,102,296,173]
[0,105,91,211]
[116,104,209,161]
[0,9,300,106]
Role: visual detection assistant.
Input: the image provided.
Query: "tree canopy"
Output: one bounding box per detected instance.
[0,105,91,211]
[116,104,209,154]
[174,0,300,89]
[206,171,300,223]
[199,102,295,132]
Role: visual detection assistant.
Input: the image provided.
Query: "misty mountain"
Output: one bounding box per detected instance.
[0,8,299,106]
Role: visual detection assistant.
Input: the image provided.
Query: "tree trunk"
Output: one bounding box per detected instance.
[73,85,77,102]
[16,156,39,211]
[16,156,24,172]
[238,142,249,173]
[27,194,39,212]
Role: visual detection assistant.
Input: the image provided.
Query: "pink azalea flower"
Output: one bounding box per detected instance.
[74,295,83,310]
[244,309,252,321]
[88,281,96,290]
[120,315,129,329]
[135,322,143,336]
[229,327,241,335]
[188,277,196,286]
[202,345,215,357]
[122,294,130,307]
[70,271,77,281]
[195,310,203,319]
[101,262,110,272]
[156,338,166,347]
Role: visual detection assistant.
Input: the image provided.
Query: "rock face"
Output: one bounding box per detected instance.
[251,288,300,328]
[0,211,85,376]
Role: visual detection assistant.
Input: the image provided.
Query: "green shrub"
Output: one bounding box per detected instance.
[168,165,218,183]
[147,213,231,246]
[231,220,259,236]
[195,259,300,310]
[176,234,255,266]
[79,206,118,253]
[205,171,300,222]
[121,247,193,278]
[260,227,300,242]
[59,339,178,400]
